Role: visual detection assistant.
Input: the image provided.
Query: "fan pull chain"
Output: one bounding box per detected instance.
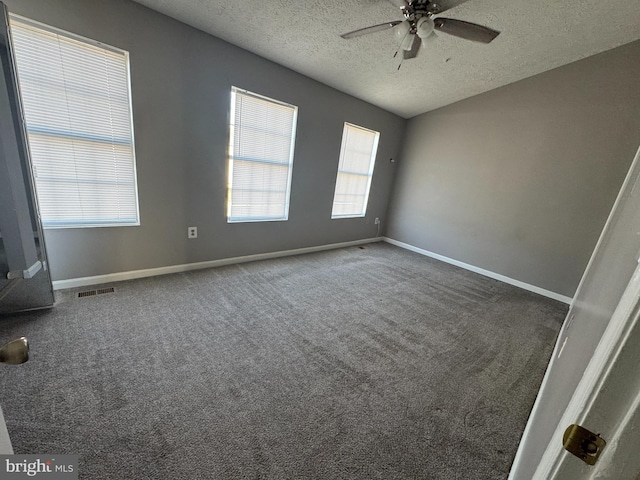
[394,29,411,70]
[394,49,403,69]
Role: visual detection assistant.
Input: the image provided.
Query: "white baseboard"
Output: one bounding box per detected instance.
[383,237,573,304]
[52,237,383,290]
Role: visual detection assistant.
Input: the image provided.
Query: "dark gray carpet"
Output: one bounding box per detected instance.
[0,243,566,479]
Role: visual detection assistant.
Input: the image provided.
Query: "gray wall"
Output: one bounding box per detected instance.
[5,0,405,281]
[386,40,640,298]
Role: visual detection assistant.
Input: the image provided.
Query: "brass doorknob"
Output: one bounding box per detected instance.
[0,337,29,365]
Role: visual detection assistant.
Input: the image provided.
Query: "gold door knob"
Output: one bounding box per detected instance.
[0,337,29,365]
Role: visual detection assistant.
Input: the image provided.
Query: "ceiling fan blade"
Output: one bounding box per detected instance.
[402,34,421,59]
[387,0,409,8]
[427,0,472,14]
[341,21,403,39]
[434,18,500,43]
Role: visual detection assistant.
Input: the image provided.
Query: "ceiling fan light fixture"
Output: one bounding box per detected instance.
[394,20,410,41]
[416,16,435,39]
[421,31,437,47]
[400,33,415,51]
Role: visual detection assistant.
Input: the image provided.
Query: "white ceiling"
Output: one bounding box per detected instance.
[132,0,640,118]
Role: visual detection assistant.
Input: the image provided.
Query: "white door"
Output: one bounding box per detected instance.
[0,1,54,314]
[539,259,640,478]
[509,143,640,479]
[0,406,13,454]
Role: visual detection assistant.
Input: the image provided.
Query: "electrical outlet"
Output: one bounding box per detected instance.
[188,226,197,239]
[374,217,380,225]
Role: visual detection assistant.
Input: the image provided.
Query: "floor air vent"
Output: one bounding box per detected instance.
[77,287,115,298]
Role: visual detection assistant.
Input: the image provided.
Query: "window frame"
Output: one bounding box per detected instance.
[331,122,380,219]
[226,86,298,223]
[9,14,140,229]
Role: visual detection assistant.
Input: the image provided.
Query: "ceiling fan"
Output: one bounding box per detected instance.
[341,0,500,60]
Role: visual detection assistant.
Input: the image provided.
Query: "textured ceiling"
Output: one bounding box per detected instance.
[131,0,640,118]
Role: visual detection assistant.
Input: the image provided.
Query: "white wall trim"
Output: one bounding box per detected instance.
[52,237,383,290]
[383,237,573,304]
[53,235,574,304]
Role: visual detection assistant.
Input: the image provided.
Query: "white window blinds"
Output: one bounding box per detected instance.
[227,87,297,222]
[10,17,139,228]
[331,123,379,218]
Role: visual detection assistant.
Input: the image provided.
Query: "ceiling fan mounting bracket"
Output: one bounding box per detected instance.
[402,2,435,33]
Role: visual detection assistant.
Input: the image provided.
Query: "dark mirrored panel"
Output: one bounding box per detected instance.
[0,2,54,315]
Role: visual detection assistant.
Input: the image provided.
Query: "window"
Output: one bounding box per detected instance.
[227,87,297,223]
[331,123,379,218]
[10,16,139,228]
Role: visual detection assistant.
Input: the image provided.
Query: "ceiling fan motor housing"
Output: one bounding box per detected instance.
[402,1,439,33]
